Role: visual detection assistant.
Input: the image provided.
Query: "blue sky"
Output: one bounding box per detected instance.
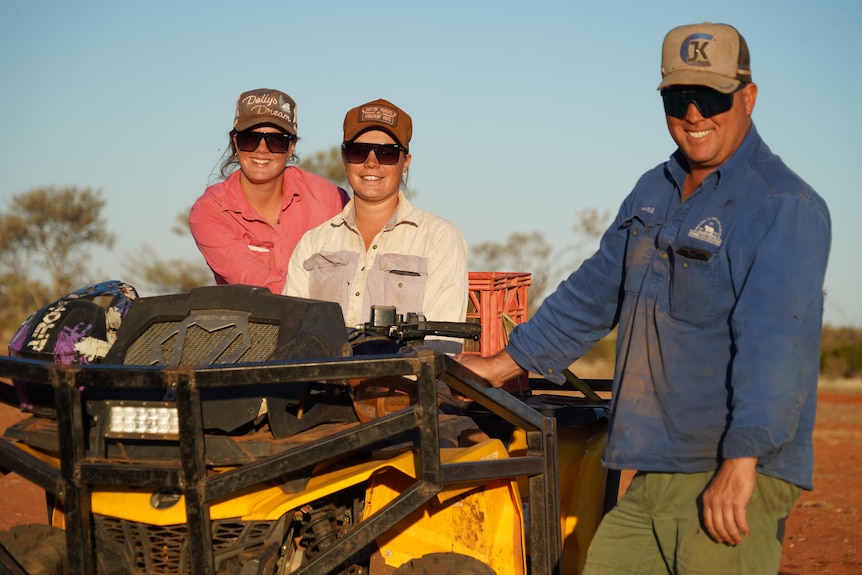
[1,1,859,327]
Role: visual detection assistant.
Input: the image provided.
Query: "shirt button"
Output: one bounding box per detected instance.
[372,244,378,250]
[632,230,639,236]
[682,262,689,268]
[547,368,554,374]
[354,291,360,297]
[398,282,403,288]
[360,266,365,271]
[661,253,668,259]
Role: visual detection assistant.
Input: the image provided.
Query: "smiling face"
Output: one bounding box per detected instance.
[344,130,411,207]
[234,126,296,187]
[666,83,757,176]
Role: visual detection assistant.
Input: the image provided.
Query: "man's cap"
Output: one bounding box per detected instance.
[658,22,752,94]
[233,89,297,135]
[343,99,412,151]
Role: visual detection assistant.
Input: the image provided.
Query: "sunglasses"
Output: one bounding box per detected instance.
[661,86,738,119]
[341,142,406,165]
[234,130,294,154]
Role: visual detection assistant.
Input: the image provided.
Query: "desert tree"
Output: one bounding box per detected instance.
[301,147,348,190]
[124,209,212,295]
[0,186,115,334]
[0,186,115,299]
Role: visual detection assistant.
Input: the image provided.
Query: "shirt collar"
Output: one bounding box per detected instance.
[222,168,297,219]
[337,190,419,230]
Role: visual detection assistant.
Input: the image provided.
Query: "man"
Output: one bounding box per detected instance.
[459,22,831,574]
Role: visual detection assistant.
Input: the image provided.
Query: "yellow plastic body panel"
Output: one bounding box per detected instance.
[365,439,526,575]
[509,419,609,574]
[88,449,423,525]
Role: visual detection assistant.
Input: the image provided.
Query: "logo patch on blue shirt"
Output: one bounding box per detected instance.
[688,217,723,246]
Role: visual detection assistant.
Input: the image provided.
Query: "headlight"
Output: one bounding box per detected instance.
[106,402,179,439]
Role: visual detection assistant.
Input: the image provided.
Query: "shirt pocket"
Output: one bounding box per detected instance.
[667,241,721,326]
[622,211,662,296]
[378,253,429,316]
[303,251,354,306]
[244,235,275,269]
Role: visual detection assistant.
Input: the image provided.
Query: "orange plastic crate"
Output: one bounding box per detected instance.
[464,272,531,392]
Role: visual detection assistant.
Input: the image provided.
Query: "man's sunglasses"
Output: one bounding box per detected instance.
[661,86,738,119]
[341,142,406,165]
[235,130,295,154]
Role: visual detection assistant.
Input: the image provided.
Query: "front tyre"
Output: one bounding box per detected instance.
[393,553,497,575]
[0,524,67,575]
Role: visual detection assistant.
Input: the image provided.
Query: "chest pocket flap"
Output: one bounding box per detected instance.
[377,253,429,316]
[303,251,357,307]
[378,253,429,277]
[303,250,354,271]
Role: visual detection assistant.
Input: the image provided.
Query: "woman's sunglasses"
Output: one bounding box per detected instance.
[341,142,406,165]
[235,130,295,154]
[661,86,738,119]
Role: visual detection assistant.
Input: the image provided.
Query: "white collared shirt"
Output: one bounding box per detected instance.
[286,192,468,332]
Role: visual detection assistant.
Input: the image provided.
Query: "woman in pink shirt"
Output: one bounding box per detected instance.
[189,88,348,294]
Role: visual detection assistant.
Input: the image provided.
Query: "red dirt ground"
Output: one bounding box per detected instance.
[1,383,860,574]
[778,385,862,575]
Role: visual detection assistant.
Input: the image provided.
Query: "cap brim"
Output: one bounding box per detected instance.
[344,126,408,150]
[234,119,297,135]
[657,70,742,94]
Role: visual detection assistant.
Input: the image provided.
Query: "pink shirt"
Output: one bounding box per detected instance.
[189,167,348,294]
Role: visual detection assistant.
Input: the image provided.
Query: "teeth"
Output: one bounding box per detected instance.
[362,176,381,180]
[252,159,269,165]
[688,129,712,139]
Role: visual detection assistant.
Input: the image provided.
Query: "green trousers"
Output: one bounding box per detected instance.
[582,470,801,575]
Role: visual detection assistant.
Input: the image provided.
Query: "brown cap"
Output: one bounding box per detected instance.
[233,89,298,135]
[343,99,412,151]
[658,23,752,94]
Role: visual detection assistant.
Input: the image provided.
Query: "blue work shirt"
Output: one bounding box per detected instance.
[508,125,831,489]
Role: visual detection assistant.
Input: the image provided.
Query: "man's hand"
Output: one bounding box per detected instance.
[701,457,758,545]
[455,350,524,388]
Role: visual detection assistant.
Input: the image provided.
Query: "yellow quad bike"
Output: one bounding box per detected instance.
[0,284,616,575]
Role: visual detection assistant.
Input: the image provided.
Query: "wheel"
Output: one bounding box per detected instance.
[392,553,497,575]
[0,524,67,575]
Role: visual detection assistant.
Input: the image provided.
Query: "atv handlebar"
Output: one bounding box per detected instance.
[348,306,481,343]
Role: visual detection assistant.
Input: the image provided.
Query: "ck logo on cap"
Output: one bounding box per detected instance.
[680,33,713,67]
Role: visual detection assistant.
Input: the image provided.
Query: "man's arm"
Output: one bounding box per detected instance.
[723,192,830,456]
[712,187,830,544]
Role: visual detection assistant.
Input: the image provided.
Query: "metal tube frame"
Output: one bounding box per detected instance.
[0,350,564,575]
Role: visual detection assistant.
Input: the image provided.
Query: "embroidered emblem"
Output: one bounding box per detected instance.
[278,95,294,121]
[687,217,723,246]
[242,92,294,124]
[359,104,398,127]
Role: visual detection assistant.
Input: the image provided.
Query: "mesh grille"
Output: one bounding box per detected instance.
[124,320,278,366]
[95,515,280,574]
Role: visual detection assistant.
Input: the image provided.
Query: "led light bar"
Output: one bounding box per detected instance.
[106,402,179,439]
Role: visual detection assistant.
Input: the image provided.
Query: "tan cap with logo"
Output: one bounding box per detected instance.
[658,23,752,94]
[234,89,298,135]
[343,99,412,151]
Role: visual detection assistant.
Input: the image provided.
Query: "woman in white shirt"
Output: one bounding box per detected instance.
[285,98,468,354]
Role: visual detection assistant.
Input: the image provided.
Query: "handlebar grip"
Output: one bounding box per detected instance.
[402,321,481,341]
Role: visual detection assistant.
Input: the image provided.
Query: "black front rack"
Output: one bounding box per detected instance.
[0,351,564,575]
